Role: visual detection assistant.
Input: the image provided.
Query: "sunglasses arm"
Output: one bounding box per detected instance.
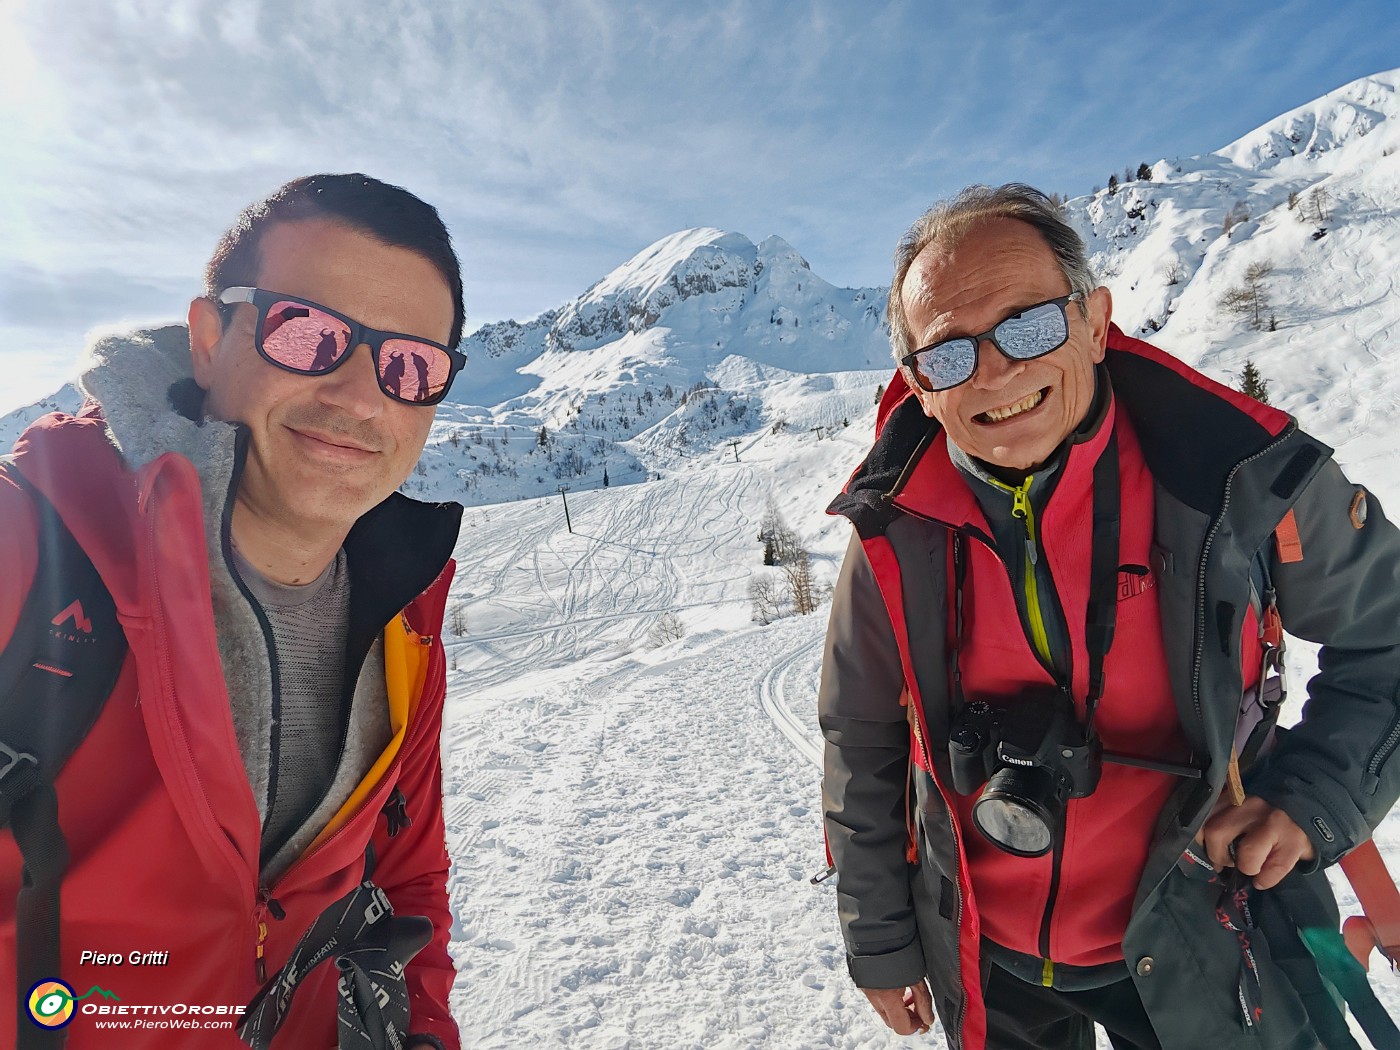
[218,286,258,306]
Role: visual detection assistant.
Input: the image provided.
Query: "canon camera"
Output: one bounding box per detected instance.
[947,694,1102,857]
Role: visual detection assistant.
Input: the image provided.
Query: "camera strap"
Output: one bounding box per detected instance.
[1083,428,1121,732]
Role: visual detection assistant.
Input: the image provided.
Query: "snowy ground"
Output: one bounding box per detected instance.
[438,424,920,1048]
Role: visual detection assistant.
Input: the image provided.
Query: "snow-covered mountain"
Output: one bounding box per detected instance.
[405,226,890,505]
[1064,69,1400,489]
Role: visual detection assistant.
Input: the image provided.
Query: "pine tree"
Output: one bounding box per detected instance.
[874,383,885,405]
[1239,359,1271,404]
[1107,174,1119,196]
[1137,163,1153,182]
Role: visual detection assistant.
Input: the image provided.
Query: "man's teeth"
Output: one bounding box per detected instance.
[983,389,1045,422]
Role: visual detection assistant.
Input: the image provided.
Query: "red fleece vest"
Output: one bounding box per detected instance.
[900,399,1261,967]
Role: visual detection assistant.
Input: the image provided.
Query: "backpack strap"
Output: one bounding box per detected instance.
[238,797,433,1050]
[1225,548,1289,805]
[0,459,127,1049]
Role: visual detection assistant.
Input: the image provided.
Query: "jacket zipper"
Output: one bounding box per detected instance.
[1037,814,1068,985]
[992,475,1072,984]
[1367,719,1400,787]
[251,690,424,983]
[211,440,292,984]
[219,444,285,857]
[1002,477,1056,672]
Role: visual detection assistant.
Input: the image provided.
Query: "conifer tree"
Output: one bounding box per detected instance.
[1239,359,1271,405]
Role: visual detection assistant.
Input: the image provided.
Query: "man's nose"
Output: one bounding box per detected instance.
[969,336,1026,390]
[316,342,383,418]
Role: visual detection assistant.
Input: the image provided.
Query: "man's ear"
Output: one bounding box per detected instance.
[187,297,224,390]
[1087,285,1113,363]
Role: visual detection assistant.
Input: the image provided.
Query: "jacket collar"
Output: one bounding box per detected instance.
[833,326,1294,534]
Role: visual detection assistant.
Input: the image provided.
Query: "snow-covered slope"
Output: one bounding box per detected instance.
[1064,69,1400,489]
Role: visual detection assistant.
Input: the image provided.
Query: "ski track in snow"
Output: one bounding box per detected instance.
[758,635,825,770]
[442,625,863,1048]
[438,458,953,1048]
[435,442,1400,1048]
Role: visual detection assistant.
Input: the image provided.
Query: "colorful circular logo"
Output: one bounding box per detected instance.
[27,979,76,1029]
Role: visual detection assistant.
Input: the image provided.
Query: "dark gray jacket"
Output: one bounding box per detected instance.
[820,333,1400,1049]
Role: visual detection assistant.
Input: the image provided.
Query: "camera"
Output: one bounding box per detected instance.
[947,693,1102,857]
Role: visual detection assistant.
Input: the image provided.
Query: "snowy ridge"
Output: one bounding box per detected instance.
[1218,69,1400,173]
[548,229,759,353]
[412,227,889,507]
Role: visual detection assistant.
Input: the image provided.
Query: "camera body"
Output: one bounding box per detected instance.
[947,694,1103,856]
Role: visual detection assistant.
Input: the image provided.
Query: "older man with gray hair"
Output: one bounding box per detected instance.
[820,183,1400,1048]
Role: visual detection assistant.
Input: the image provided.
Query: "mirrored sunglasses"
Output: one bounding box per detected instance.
[218,286,466,406]
[902,292,1084,393]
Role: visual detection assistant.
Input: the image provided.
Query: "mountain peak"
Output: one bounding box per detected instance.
[756,234,810,270]
[547,229,760,353]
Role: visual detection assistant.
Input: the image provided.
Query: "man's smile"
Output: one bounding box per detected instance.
[974,387,1048,425]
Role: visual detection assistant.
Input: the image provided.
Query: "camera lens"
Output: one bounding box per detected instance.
[972,765,1061,857]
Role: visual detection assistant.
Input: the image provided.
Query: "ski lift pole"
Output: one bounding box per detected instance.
[728,440,741,463]
[558,486,572,534]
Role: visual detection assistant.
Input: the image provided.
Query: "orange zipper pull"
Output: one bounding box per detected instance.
[255,920,268,983]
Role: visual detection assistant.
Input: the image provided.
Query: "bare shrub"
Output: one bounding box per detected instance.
[647,612,686,647]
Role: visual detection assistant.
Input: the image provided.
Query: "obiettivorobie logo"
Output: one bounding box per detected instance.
[27,979,120,1029]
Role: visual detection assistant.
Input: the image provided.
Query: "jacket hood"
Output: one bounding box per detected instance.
[77,323,229,472]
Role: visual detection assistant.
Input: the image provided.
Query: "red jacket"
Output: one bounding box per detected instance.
[0,402,462,1048]
[888,390,1260,966]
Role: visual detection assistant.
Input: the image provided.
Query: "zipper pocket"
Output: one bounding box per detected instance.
[1366,712,1400,794]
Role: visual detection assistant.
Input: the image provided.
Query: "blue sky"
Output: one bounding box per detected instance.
[2,0,1398,412]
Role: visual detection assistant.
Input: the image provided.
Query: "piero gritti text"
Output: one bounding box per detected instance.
[80,949,170,966]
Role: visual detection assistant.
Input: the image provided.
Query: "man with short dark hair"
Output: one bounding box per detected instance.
[1,173,468,1048]
[821,183,1400,1048]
